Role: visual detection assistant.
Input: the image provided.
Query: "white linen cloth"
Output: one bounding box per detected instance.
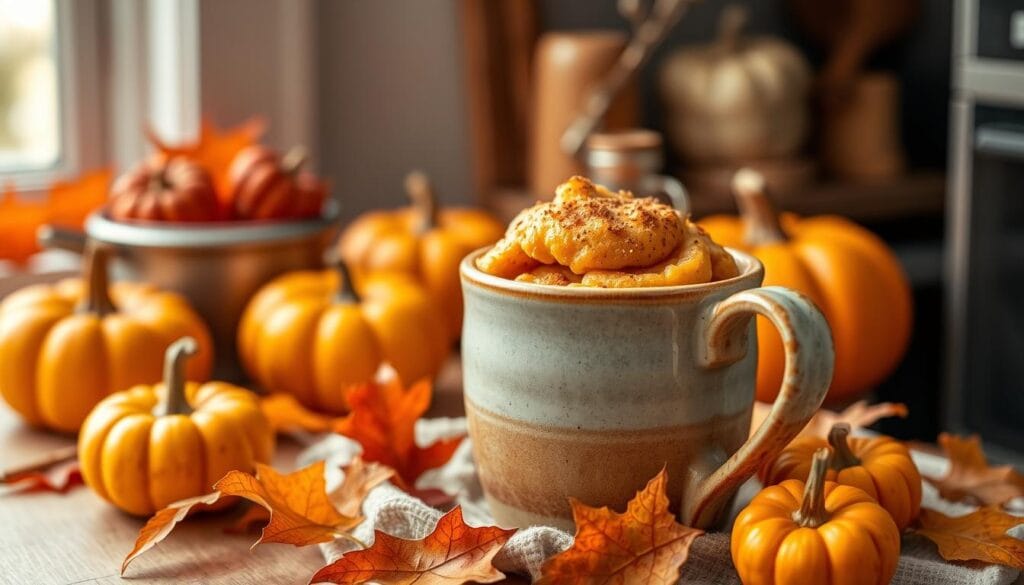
[298,418,1024,584]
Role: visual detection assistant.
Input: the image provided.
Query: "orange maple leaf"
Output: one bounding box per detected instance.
[914,506,1024,569]
[46,168,112,227]
[334,377,464,490]
[121,460,371,575]
[922,433,1024,507]
[147,117,265,205]
[309,506,515,585]
[260,393,344,434]
[538,468,704,585]
[751,400,908,440]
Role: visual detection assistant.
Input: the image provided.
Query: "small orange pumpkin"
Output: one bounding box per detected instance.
[237,260,449,414]
[338,172,504,339]
[760,422,922,531]
[733,448,901,585]
[79,337,273,515]
[109,156,220,222]
[0,244,213,432]
[227,145,326,220]
[698,169,912,404]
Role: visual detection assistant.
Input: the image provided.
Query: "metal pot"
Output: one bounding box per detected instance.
[44,202,340,381]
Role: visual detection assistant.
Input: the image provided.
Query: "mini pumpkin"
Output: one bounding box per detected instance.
[108,156,220,222]
[733,448,900,585]
[698,169,912,404]
[78,337,273,515]
[338,171,504,339]
[0,244,213,433]
[760,423,922,531]
[227,145,326,220]
[237,260,449,414]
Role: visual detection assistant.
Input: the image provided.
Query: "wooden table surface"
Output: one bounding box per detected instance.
[0,358,475,585]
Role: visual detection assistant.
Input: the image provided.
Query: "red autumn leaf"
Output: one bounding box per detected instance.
[1,460,83,494]
[538,468,704,585]
[215,461,361,548]
[923,433,1024,507]
[147,117,265,205]
[914,506,1024,569]
[260,393,343,434]
[334,377,464,490]
[309,506,515,585]
[122,491,223,575]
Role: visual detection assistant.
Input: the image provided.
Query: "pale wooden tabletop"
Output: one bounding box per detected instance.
[0,357,485,585]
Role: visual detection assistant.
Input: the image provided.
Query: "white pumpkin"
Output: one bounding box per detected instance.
[659,6,812,164]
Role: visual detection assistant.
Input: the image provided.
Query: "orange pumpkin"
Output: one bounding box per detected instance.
[0,244,213,432]
[698,169,912,404]
[109,156,220,222]
[338,171,504,339]
[760,423,922,531]
[237,260,449,414]
[733,448,901,585]
[227,145,326,220]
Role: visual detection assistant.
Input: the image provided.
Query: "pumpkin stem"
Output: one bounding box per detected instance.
[793,448,832,528]
[331,259,362,304]
[148,165,170,192]
[282,146,309,176]
[828,423,862,469]
[732,168,788,246]
[405,170,438,233]
[156,337,198,417]
[716,5,747,53]
[77,242,117,316]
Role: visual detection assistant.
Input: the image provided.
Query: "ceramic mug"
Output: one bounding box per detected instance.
[460,248,833,530]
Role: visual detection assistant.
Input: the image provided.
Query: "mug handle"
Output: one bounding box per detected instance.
[680,285,834,528]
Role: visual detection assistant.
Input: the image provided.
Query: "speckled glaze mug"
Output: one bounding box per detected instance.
[460,248,834,530]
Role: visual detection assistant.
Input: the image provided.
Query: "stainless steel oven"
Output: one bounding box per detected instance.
[947,0,1024,461]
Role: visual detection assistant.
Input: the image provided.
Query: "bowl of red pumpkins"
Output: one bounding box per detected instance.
[44,144,339,381]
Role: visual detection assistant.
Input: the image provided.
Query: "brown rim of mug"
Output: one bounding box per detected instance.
[460,247,764,304]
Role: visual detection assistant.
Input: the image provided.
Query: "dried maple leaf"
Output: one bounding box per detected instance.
[147,117,265,204]
[538,468,704,585]
[914,506,1024,569]
[215,461,361,547]
[224,504,271,535]
[309,506,515,585]
[923,433,1024,507]
[750,400,908,440]
[331,457,395,517]
[334,377,464,490]
[122,491,223,575]
[260,393,344,434]
[1,460,83,494]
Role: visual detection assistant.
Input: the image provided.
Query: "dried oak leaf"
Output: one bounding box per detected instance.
[914,506,1024,569]
[334,377,463,490]
[923,433,1024,507]
[215,460,361,547]
[309,506,515,585]
[260,393,342,434]
[750,400,908,440]
[538,468,704,585]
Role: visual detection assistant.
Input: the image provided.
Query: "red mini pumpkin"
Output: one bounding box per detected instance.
[108,156,220,222]
[227,145,326,220]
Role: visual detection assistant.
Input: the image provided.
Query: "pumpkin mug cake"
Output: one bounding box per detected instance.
[477,176,738,287]
[460,176,835,531]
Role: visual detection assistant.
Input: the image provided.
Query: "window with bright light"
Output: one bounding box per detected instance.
[0,0,60,173]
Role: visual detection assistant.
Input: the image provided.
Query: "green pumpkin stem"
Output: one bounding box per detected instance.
[732,168,788,247]
[156,337,198,417]
[828,423,862,469]
[405,170,438,233]
[77,242,117,316]
[793,448,832,528]
[331,260,361,304]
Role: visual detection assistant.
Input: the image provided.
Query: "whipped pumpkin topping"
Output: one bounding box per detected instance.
[476,176,739,287]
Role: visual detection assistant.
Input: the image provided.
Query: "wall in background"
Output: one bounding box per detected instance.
[317,0,473,221]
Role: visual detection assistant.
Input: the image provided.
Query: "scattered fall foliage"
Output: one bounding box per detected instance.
[334,377,463,490]
[914,506,1024,569]
[0,459,82,494]
[750,399,908,440]
[923,433,1024,507]
[538,468,704,585]
[260,393,343,434]
[309,506,515,585]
